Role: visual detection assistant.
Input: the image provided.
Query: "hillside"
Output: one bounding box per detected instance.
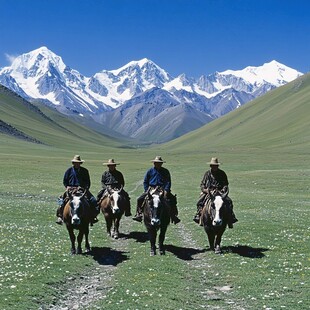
[163,73,310,154]
[0,85,133,150]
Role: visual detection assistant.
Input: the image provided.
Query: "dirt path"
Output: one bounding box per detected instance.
[41,235,129,310]
[41,219,243,310]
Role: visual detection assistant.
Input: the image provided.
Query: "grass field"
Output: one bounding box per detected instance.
[0,75,309,309]
[0,138,309,310]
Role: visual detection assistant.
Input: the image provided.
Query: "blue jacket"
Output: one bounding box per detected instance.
[63,166,91,189]
[143,167,171,192]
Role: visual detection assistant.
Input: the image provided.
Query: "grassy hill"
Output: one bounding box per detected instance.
[0,85,134,152]
[0,75,309,309]
[163,73,310,154]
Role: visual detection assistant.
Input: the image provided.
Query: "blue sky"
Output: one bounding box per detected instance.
[0,0,309,78]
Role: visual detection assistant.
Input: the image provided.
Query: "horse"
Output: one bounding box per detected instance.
[201,191,229,254]
[143,187,171,256]
[98,186,128,239]
[63,188,92,255]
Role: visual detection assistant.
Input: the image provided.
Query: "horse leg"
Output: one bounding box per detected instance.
[76,230,84,254]
[214,233,223,254]
[158,225,168,255]
[84,226,91,253]
[113,217,120,239]
[67,227,76,254]
[206,231,215,251]
[105,216,113,237]
[148,228,157,256]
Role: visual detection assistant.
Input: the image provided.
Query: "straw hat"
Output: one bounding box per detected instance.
[209,157,220,165]
[151,156,166,163]
[103,159,119,166]
[71,155,84,163]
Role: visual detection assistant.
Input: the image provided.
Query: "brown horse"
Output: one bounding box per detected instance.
[63,188,91,254]
[201,192,229,254]
[98,186,128,239]
[143,187,171,256]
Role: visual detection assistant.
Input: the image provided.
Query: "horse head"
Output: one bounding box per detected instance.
[147,187,164,227]
[210,195,225,227]
[107,186,123,214]
[68,190,87,226]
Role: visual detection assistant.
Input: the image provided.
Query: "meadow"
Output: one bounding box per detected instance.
[0,75,309,309]
[0,136,309,310]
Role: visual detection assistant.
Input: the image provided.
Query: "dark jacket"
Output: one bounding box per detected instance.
[63,166,91,189]
[200,168,228,192]
[101,170,125,189]
[143,167,171,192]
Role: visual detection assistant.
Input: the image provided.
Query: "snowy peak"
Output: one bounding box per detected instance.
[220,60,302,86]
[0,46,304,127]
[7,46,66,76]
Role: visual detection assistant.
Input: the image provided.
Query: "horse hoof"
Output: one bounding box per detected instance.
[214,247,222,254]
[71,249,76,255]
[150,250,156,256]
[76,248,82,255]
[159,250,165,255]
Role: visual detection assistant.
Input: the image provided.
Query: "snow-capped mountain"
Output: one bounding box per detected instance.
[0,46,303,142]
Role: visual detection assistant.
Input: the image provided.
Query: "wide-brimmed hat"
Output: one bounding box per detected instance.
[151,156,166,163]
[209,157,220,165]
[103,159,119,166]
[71,155,84,163]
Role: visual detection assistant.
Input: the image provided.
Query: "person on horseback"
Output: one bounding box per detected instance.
[56,155,99,225]
[132,156,181,224]
[97,158,132,216]
[193,157,238,228]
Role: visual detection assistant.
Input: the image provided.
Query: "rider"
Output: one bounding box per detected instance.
[56,155,99,225]
[132,156,181,224]
[97,158,132,216]
[193,157,238,228]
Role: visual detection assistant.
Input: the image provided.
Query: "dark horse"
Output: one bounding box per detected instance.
[201,191,229,254]
[63,188,91,254]
[98,186,128,239]
[143,187,171,256]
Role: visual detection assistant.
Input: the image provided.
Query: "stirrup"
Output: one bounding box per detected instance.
[193,215,200,224]
[56,217,63,225]
[132,215,142,222]
[172,216,181,224]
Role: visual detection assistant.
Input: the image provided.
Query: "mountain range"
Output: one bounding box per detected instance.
[0,46,303,142]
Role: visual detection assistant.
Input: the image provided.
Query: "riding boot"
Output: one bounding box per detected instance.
[228,205,238,228]
[193,206,202,224]
[170,204,181,224]
[132,205,143,222]
[124,201,132,217]
[56,204,64,225]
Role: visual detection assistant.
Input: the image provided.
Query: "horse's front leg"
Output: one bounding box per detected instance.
[148,227,157,256]
[214,233,223,254]
[67,226,76,254]
[205,229,215,251]
[84,226,91,253]
[76,230,84,254]
[104,214,113,237]
[113,217,120,239]
[158,225,168,255]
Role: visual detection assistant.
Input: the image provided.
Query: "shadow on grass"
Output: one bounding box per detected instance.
[222,244,269,258]
[87,246,129,266]
[165,244,206,261]
[119,231,149,243]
